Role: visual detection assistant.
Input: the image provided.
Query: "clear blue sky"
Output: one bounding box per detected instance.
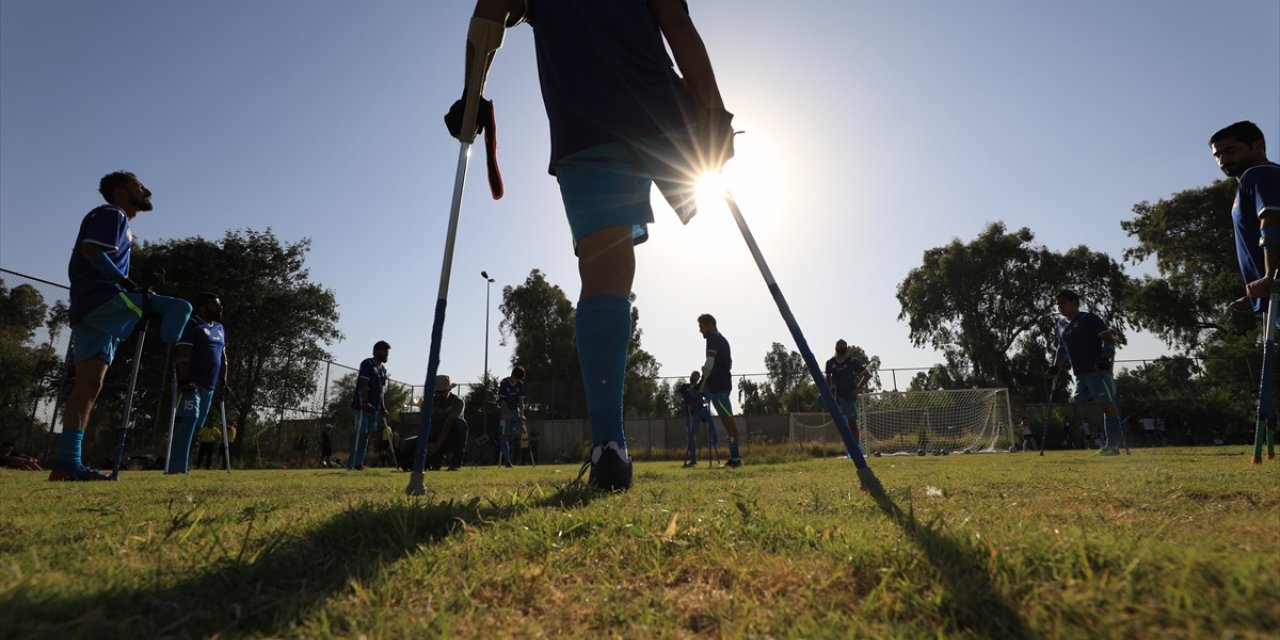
[2,1,1278,392]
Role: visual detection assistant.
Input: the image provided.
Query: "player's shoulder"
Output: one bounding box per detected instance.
[1240,162,1280,186]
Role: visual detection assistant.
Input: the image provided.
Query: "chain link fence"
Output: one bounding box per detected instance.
[2,267,1267,469]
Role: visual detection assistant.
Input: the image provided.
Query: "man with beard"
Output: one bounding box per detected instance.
[824,339,871,442]
[1209,121,1280,313]
[167,292,229,473]
[52,171,192,481]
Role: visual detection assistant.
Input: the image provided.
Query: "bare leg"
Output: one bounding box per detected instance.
[578,226,635,298]
[64,358,109,433]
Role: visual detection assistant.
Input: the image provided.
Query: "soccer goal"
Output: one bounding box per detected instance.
[789,388,1015,456]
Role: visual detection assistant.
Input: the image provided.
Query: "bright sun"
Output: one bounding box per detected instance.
[690,137,787,235]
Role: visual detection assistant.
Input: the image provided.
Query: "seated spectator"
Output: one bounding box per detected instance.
[1,441,43,471]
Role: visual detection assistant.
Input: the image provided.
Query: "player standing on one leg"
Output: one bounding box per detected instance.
[348,341,390,471]
[447,0,734,491]
[1047,290,1124,456]
[497,365,526,468]
[677,370,714,467]
[53,172,192,481]
[698,314,744,467]
[166,293,229,474]
[1209,121,1280,463]
[824,339,872,448]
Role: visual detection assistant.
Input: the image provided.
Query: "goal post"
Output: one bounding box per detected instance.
[789,388,1016,456]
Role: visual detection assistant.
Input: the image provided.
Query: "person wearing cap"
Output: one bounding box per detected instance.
[824,339,871,442]
[1048,290,1123,456]
[53,171,193,481]
[348,340,390,470]
[426,375,468,471]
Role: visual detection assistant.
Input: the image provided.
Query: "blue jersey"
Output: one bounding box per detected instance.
[351,357,387,410]
[526,0,695,172]
[676,382,705,412]
[67,205,132,324]
[1054,312,1111,377]
[176,315,226,388]
[704,331,733,393]
[825,356,866,400]
[1231,162,1280,312]
[498,377,526,410]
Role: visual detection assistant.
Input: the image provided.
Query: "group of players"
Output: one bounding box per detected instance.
[52,0,1278,489]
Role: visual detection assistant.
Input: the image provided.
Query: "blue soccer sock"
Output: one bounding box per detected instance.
[1103,414,1122,449]
[169,415,198,473]
[500,439,512,465]
[576,296,631,451]
[57,428,85,467]
[728,438,741,460]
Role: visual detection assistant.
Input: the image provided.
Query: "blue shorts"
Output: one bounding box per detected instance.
[706,391,734,417]
[71,291,144,364]
[836,396,860,421]
[554,128,698,248]
[1073,371,1118,405]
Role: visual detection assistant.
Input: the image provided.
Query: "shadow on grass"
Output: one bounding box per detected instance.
[866,485,1034,640]
[2,481,603,639]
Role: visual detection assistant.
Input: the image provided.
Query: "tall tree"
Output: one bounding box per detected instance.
[1120,180,1240,350]
[623,300,664,417]
[126,229,343,452]
[0,279,60,447]
[498,270,582,419]
[897,222,1131,394]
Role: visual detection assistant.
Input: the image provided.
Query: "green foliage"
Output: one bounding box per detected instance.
[623,300,669,418]
[1121,180,1240,349]
[897,222,1131,396]
[498,270,582,419]
[0,279,62,446]
[125,229,343,452]
[742,342,881,414]
[497,270,667,420]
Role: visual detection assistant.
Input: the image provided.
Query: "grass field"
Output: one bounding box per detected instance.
[2,447,1277,639]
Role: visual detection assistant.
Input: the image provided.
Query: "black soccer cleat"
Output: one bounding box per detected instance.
[586,446,633,491]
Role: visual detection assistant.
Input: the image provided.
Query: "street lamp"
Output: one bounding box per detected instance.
[481,271,495,380]
[481,271,496,463]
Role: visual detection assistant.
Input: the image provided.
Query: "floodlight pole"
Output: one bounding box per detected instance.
[481,270,495,460]
[481,271,494,381]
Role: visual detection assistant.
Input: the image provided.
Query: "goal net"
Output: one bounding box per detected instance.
[788,388,1015,456]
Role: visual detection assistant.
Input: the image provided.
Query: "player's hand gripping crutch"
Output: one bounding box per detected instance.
[1252,269,1280,464]
[719,189,881,491]
[407,17,506,496]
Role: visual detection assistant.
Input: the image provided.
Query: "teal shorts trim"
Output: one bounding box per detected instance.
[554,128,698,249]
[706,391,734,417]
[71,291,143,364]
